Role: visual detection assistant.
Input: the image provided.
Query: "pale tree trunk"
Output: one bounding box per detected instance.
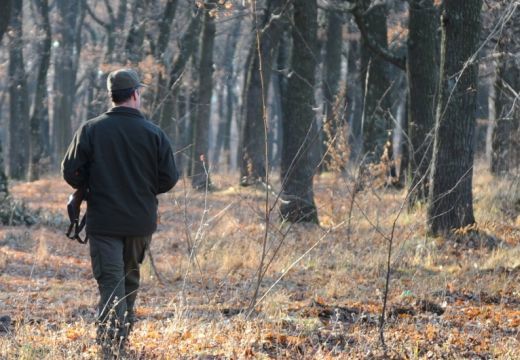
[280,0,319,223]
[407,0,439,207]
[491,11,520,175]
[321,10,343,171]
[29,0,52,181]
[427,0,483,235]
[8,0,30,180]
[191,4,216,189]
[240,0,285,186]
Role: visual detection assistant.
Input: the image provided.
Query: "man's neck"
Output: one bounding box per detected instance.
[112,100,139,109]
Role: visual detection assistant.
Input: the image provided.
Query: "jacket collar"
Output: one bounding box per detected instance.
[106,106,144,118]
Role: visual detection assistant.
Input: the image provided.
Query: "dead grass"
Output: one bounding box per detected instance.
[0,160,519,359]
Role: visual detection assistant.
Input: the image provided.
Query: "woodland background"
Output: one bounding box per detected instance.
[0,0,519,358]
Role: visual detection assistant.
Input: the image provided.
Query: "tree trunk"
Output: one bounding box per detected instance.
[213,16,241,170]
[8,0,30,180]
[491,12,520,174]
[0,0,11,41]
[240,0,285,186]
[125,0,149,63]
[0,0,11,193]
[407,0,439,207]
[151,0,178,122]
[321,10,343,171]
[358,0,391,161]
[29,0,52,181]
[427,0,482,235]
[280,0,318,223]
[346,27,363,161]
[52,0,83,165]
[159,10,203,133]
[191,4,216,189]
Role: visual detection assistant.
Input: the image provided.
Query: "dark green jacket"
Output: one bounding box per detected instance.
[61,106,179,236]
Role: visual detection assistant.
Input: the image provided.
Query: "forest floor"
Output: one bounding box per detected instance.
[0,161,519,359]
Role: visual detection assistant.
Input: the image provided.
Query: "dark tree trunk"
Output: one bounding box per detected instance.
[151,0,178,122]
[52,0,84,165]
[8,0,30,180]
[125,0,149,63]
[0,0,11,41]
[29,0,52,181]
[240,0,285,186]
[159,10,203,133]
[491,13,520,174]
[346,27,363,161]
[280,0,318,223]
[321,10,343,171]
[0,0,12,193]
[407,0,439,207]
[213,16,241,170]
[398,96,409,187]
[358,0,391,161]
[427,0,483,235]
[191,4,216,189]
[85,0,127,117]
[156,0,178,60]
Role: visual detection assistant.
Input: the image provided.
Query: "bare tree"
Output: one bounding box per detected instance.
[29,0,52,181]
[52,0,85,165]
[407,0,439,207]
[427,0,483,235]
[239,0,285,186]
[491,9,520,174]
[321,10,344,171]
[280,0,319,223]
[191,3,216,190]
[0,0,12,194]
[8,0,29,180]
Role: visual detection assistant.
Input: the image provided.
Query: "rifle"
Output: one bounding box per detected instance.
[66,188,88,244]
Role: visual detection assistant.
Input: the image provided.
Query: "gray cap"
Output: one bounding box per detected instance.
[106,68,146,91]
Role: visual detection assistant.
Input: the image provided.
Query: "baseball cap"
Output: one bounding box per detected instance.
[106,68,147,92]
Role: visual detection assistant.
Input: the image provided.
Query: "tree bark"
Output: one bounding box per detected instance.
[212,16,241,171]
[8,0,30,180]
[0,0,11,41]
[29,0,52,181]
[491,12,520,174]
[125,0,149,63]
[321,10,343,171]
[280,0,319,223]
[159,10,203,133]
[427,0,483,235]
[0,0,12,193]
[357,0,392,161]
[191,4,216,189]
[407,0,439,207]
[240,0,285,186]
[346,27,363,161]
[52,0,84,165]
[151,0,179,122]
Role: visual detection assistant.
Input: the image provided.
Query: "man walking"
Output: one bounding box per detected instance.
[62,68,179,355]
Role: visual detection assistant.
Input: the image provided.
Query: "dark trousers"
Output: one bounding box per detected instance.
[89,233,150,340]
